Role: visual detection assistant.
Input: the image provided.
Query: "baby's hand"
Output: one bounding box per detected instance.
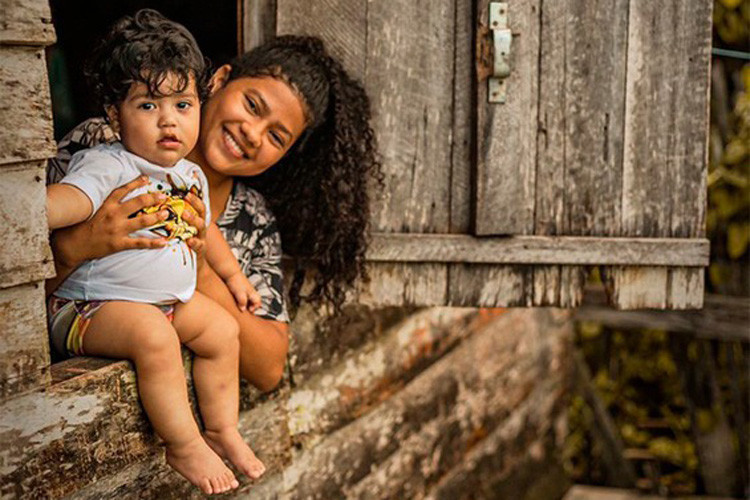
[225,272,261,313]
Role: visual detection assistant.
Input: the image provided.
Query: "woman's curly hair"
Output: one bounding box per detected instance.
[85,9,211,108]
[229,36,382,313]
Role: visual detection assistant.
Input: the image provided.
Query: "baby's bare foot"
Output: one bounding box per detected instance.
[205,428,266,480]
[165,437,239,495]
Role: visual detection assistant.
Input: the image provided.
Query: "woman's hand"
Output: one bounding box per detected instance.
[47,176,171,297]
[182,191,207,267]
[51,176,172,268]
[225,272,262,313]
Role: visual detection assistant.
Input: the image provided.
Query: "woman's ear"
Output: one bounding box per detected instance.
[104,105,120,134]
[208,65,232,95]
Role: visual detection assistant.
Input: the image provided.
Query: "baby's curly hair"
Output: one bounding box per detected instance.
[231,36,383,313]
[85,9,211,108]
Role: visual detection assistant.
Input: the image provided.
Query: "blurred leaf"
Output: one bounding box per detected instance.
[723,138,748,165]
[742,64,750,91]
[718,0,742,9]
[696,408,718,433]
[727,222,750,258]
[579,321,603,339]
[709,262,731,287]
[649,437,688,466]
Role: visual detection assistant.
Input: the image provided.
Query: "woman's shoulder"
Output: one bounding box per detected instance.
[228,182,276,223]
[47,118,119,184]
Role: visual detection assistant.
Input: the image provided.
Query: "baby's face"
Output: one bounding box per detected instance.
[109,73,200,167]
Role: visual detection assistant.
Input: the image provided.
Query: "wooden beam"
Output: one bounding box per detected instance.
[240,0,276,52]
[573,350,638,488]
[367,233,709,266]
[576,289,750,342]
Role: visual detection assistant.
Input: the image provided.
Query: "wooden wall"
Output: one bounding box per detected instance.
[0,0,57,400]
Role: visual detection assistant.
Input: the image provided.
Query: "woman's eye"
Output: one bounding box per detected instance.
[139,103,156,110]
[269,131,285,148]
[246,97,258,114]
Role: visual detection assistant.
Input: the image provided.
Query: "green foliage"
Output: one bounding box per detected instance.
[707,0,750,292]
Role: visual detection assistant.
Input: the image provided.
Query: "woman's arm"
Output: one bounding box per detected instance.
[46,176,171,297]
[205,223,261,312]
[197,263,289,392]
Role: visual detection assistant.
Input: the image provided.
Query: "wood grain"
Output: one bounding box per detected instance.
[367,233,709,266]
[0,46,56,166]
[276,0,367,80]
[0,162,55,290]
[0,0,56,46]
[366,0,456,233]
[474,0,540,235]
[0,282,50,401]
[608,0,712,309]
[241,0,276,52]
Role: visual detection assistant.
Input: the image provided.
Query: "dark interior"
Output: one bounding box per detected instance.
[47,0,239,140]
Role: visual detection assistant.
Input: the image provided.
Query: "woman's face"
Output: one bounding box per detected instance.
[196,66,307,178]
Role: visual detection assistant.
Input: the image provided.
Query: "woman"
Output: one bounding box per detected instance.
[47,35,381,391]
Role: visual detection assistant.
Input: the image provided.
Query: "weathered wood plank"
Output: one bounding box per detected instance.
[448,264,532,307]
[368,233,709,266]
[563,485,736,500]
[474,0,540,235]
[287,308,479,446]
[276,0,366,81]
[67,389,291,500]
[0,0,56,46]
[358,263,448,307]
[576,290,750,342]
[0,46,57,165]
[366,0,455,233]
[241,0,276,52]
[0,282,50,401]
[0,162,55,290]
[573,349,638,487]
[249,309,572,499]
[0,354,285,499]
[426,407,570,500]
[562,0,627,238]
[449,0,474,234]
[533,0,629,306]
[609,0,712,309]
[532,0,576,306]
[288,303,417,386]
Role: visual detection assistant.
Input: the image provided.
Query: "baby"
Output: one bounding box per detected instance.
[46,9,264,494]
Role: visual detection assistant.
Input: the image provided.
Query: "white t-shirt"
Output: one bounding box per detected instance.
[54,143,211,303]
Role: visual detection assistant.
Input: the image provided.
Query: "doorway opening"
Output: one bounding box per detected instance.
[47,1,240,140]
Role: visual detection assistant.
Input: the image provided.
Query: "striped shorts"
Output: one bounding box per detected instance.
[47,296,175,357]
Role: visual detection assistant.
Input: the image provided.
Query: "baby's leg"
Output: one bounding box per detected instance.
[173,292,266,479]
[82,301,239,494]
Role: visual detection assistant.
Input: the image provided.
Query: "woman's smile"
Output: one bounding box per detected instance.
[223,129,247,159]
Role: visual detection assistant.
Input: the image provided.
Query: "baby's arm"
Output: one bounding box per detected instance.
[205,223,261,312]
[46,184,94,230]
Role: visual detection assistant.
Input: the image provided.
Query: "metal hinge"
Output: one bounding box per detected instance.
[489,2,512,103]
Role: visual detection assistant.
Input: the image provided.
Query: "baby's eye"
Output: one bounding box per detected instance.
[138,102,156,110]
[176,101,192,110]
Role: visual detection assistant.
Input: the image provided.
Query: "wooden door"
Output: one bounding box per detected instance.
[259,0,712,309]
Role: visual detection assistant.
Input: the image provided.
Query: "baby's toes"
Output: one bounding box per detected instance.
[200,478,213,495]
[210,476,226,494]
[226,470,240,489]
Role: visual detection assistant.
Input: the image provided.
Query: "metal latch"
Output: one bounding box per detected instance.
[489,2,511,103]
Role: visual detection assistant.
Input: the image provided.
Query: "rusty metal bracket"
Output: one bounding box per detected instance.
[489,2,511,103]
